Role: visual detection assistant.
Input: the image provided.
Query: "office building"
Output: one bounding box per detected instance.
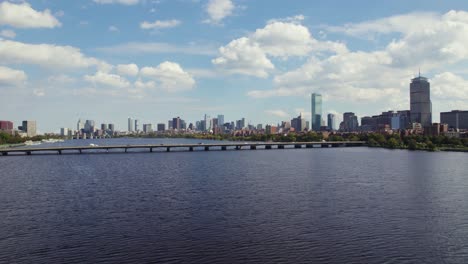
[108,124,115,132]
[342,112,358,132]
[217,115,224,128]
[77,119,84,131]
[311,93,322,131]
[410,74,432,127]
[291,114,306,132]
[101,124,108,131]
[22,120,37,137]
[60,128,69,136]
[172,117,181,130]
[440,110,468,130]
[157,123,165,131]
[84,120,95,133]
[134,119,139,132]
[143,124,153,133]
[0,121,13,131]
[127,117,134,132]
[327,114,336,130]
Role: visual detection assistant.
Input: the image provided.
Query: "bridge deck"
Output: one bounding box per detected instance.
[0,141,366,156]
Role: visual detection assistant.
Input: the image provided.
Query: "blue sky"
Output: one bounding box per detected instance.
[1,0,468,133]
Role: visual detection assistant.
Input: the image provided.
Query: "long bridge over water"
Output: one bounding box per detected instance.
[0,141,367,156]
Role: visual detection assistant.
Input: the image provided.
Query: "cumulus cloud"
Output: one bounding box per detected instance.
[0,30,16,39]
[94,0,139,5]
[96,42,216,56]
[212,37,274,78]
[0,66,27,86]
[116,63,139,76]
[140,61,195,92]
[84,71,130,88]
[0,39,111,71]
[247,9,468,111]
[204,0,235,24]
[140,19,181,30]
[0,1,61,28]
[212,20,346,77]
[108,25,119,32]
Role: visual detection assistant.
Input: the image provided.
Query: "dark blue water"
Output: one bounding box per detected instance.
[0,138,467,263]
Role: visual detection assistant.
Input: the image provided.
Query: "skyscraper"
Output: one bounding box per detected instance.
[128,117,134,132]
[327,113,336,130]
[172,117,181,130]
[342,112,358,132]
[77,119,84,132]
[291,113,306,132]
[22,120,37,137]
[410,74,432,127]
[134,119,139,132]
[217,114,224,127]
[311,93,322,131]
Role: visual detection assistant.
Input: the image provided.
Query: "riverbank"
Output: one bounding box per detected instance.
[0,143,26,149]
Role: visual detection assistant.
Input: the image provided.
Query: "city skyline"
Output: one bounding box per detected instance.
[1,0,468,132]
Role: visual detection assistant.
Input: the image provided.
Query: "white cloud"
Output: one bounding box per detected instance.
[140,19,181,30]
[212,37,274,78]
[0,66,27,86]
[94,0,139,5]
[0,2,61,28]
[212,21,346,77]
[116,63,139,76]
[267,14,305,24]
[431,72,468,100]
[84,71,130,88]
[47,74,75,84]
[0,30,16,39]
[265,109,289,118]
[0,40,111,71]
[204,0,235,24]
[109,25,119,32]
[33,88,45,97]
[134,79,156,89]
[140,61,195,92]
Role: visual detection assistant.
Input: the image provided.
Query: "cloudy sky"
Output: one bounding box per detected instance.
[1,0,468,132]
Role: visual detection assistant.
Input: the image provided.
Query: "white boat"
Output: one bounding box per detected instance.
[24,140,41,146]
[89,143,98,147]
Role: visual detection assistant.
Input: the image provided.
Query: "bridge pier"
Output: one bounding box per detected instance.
[321,144,329,148]
[167,147,170,152]
[189,147,193,151]
[278,145,285,149]
[332,144,340,148]
[306,144,313,148]
[250,145,256,150]
[1,152,7,156]
[265,145,272,149]
[26,151,32,155]
[236,146,241,150]
[205,146,210,151]
[294,144,302,149]
[58,150,62,155]
[150,148,153,153]
[221,146,227,150]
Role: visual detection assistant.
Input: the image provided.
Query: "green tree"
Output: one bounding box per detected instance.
[387,138,399,149]
[408,139,417,150]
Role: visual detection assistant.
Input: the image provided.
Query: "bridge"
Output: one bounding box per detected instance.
[0,141,367,156]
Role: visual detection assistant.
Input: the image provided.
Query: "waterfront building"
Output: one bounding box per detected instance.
[327,114,336,131]
[440,110,468,130]
[108,124,115,132]
[84,120,95,134]
[101,124,108,131]
[0,120,13,132]
[172,117,181,130]
[168,120,173,130]
[143,124,153,133]
[134,119,139,132]
[127,117,134,132]
[311,93,322,131]
[157,123,165,132]
[77,119,84,132]
[217,115,224,128]
[342,112,358,132]
[291,114,306,132]
[410,74,432,127]
[60,128,69,136]
[22,120,37,137]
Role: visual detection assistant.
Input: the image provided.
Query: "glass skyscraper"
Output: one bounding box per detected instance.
[410,75,432,127]
[311,93,322,131]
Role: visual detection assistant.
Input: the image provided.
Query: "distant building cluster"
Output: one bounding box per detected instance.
[0,120,36,138]
[1,74,467,139]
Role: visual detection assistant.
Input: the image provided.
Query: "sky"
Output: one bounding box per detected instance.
[1,0,468,133]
